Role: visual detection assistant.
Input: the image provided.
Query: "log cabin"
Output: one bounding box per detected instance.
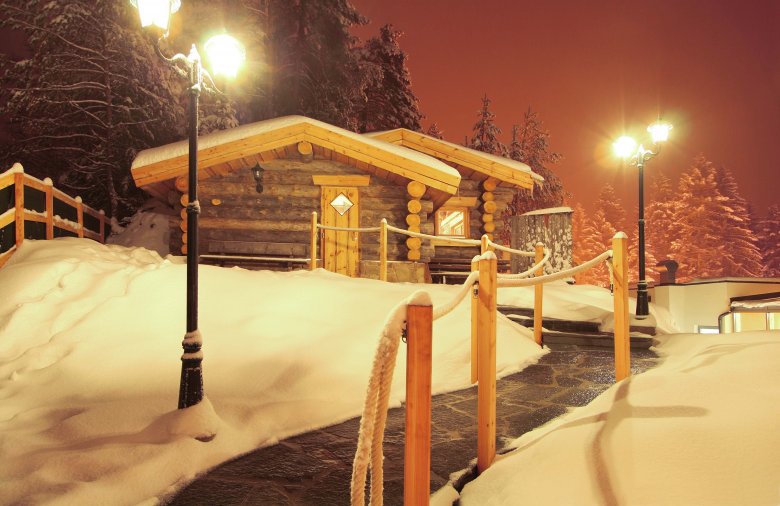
[130,116,542,282]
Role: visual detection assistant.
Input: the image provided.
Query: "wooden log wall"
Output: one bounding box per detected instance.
[173,156,434,263]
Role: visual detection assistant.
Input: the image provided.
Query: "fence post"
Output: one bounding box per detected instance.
[405,303,433,506]
[480,234,489,254]
[477,251,497,473]
[13,171,24,247]
[380,218,388,281]
[533,242,545,346]
[43,178,54,240]
[612,232,631,381]
[75,196,84,238]
[470,255,479,384]
[99,210,106,243]
[309,211,317,271]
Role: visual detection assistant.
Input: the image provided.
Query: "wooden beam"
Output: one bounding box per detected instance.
[404,303,433,506]
[477,252,497,473]
[534,242,544,346]
[311,175,370,187]
[14,172,24,247]
[612,232,631,381]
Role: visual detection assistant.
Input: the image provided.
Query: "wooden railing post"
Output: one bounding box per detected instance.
[477,251,497,473]
[404,303,433,506]
[75,196,84,238]
[379,218,388,281]
[43,178,54,239]
[13,170,24,247]
[99,210,106,243]
[480,234,489,254]
[470,255,479,384]
[309,211,317,271]
[533,242,545,346]
[612,232,631,381]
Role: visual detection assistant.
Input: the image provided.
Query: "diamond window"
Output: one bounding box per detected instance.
[330,193,354,216]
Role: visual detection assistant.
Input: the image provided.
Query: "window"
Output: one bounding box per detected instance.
[435,208,469,237]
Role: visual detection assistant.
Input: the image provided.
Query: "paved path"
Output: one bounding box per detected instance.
[168,344,659,505]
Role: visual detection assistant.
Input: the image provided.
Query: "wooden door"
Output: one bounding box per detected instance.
[320,186,360,277]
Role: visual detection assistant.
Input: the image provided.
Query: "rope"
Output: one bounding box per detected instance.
[351,297,409,506]
[605,256,615,288]
[485,238,537,257]
[432,271,479,320]
[497,250,613,288]
[385,224,481,246]
[317,224,381,233]
[497,248,552,279]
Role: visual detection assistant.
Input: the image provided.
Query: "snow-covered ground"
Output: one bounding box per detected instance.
[445,329,780,505]
[0,237,557,505]
[6,221,770,505]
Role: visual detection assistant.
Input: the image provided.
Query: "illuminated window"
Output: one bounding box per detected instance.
[435,208,469,237]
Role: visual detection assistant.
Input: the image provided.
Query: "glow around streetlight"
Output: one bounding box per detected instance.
[205,35,246,78]
[131,0,181,32]
[613,135,638,159]
[647,121,673,144]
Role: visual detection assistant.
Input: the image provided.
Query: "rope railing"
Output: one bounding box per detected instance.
[484,236,537,257]
[385,223,482,246]
[317,223,382,233]
[349,233,631,505]
[496,250,613,288]
[496,247,552,279]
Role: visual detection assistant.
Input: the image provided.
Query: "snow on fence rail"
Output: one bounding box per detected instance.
[0,163,107,268]
[349,232,631,505]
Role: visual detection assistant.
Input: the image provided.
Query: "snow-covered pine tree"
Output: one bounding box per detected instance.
[596,183,627,234]
[468,94,506,156]
[499,108,564,244]
[0,0,185,219]
[710,165,764,277]
[578,207,615,287]
[645,172,678,265]
[628,221,658,285]
[671,155,728,281]
[756,204,780,277]
[571,202,595,284]
[355,24,422,132]
[425,122,444,139]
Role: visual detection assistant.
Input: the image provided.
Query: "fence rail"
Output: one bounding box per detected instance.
[0,163,107,268]
[350,231,631,505]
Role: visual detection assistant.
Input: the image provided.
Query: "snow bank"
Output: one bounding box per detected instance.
[457,330,780,505]
[0,238,542,505]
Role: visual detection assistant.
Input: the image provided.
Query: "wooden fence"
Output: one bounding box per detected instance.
[0,164,107,268]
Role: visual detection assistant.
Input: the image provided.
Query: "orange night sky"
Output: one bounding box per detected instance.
[351,0,779,218]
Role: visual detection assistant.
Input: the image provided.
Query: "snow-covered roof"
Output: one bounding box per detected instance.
[522,206,573,216]
[131,116,461,196]
[366,128,543,189]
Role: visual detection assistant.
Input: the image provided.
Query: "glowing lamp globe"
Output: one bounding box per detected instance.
[205,35,246,78]
[130,0,181,32]
[647,121,673,143]
[613,135,638,159]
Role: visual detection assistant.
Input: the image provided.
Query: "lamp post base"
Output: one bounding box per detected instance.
[635,281,650,320]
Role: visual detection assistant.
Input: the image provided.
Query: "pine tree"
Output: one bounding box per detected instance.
[571,202,595,284]
[355,24,422,132]
[468,94,506,156]
[596,183,627,234]
[710,165,764,277]
[671,156,728,281]
[578,208,615,287]
[756,205,780,277]
[425,122,444,139]
[0,0,186,219]
[261,0,367,129]
[645,172,678,265]
[500,108,564,244]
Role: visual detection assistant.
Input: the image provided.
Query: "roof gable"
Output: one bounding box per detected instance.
[131,116,461,198]
[366,128,543,190]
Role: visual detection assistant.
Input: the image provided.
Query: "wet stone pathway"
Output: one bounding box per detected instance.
[168,344,659,505]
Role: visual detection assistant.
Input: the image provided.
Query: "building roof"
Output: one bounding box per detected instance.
[366,128,542,189]
[131,116,462,203]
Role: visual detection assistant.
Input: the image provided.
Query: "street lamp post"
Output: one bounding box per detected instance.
[613,121,672,320]
[131,0,245,409]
